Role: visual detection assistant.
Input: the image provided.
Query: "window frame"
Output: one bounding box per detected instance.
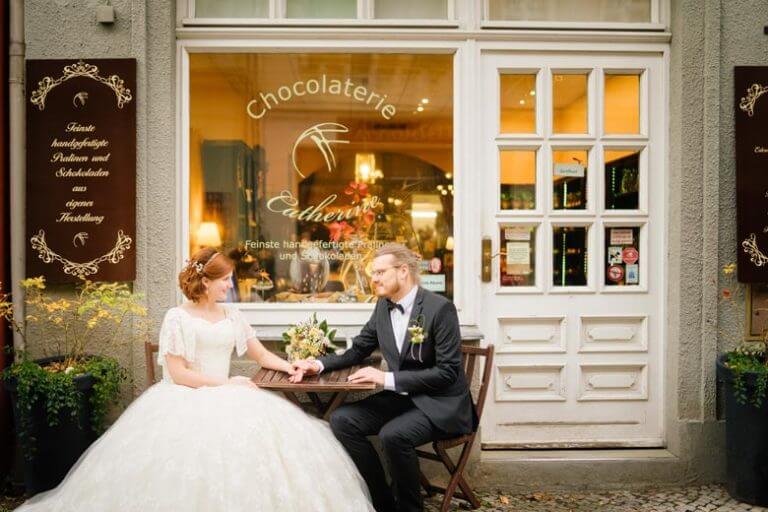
[181,0,460,27]
[178,0,670,31]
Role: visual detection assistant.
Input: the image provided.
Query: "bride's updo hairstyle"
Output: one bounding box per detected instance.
[179,247,235,302]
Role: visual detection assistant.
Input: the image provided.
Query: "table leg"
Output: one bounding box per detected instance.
[322,392,349,421]
[307,392,325,415]
[282,391,303,408]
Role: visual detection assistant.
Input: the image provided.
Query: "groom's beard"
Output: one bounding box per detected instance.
[374,280,399,299]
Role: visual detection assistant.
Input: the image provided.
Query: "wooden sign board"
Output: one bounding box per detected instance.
[26,59,136,283]
[736,67,768,282]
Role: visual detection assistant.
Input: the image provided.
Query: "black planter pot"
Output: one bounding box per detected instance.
[3,356,98,496]
[717,353,768,506]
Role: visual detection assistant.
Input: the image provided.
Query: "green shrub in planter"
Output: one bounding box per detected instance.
[717,263,768,506]
[0,277,147,494]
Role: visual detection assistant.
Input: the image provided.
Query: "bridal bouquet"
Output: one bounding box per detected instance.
[282,313,337,362]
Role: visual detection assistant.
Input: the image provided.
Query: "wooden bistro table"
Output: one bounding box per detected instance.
[252,357,382,421]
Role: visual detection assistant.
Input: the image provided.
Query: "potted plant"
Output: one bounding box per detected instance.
[716,263,768,506]
[0,277,147,495]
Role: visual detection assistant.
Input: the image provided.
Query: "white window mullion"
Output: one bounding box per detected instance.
[359,0,373,19]
[651,0,660,24]
[273,0,286,19]
[447,0,456,21]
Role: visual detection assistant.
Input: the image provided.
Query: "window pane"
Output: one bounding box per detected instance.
[286,0,356,18]
[553,73,588,134]
[500,74,536,133]
[195,0,268,17]
[488,0,651,23]
[604,149,640,210]
[552,149,587,210]
[605,227,640,286]
[604,74,640,134]
[374,0,447,19]
[500,150,536,210]
[500,225,536,286]
[553,226,588,287]
[190,53,454,303]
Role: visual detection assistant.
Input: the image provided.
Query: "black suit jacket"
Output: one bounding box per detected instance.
[319,287,476,435]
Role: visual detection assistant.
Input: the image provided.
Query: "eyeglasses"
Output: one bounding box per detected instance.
[371,265,403,278]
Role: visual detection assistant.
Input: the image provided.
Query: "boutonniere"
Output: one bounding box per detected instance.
[407,314,426,362]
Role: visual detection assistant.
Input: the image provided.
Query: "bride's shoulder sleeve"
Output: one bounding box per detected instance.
[226,305,256,357]
[157,307,196,366]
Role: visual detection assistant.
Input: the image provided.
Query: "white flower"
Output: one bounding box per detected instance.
[64,366,75,374]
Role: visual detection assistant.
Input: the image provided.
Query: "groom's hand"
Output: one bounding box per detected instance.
[291,359,321,377]
[288,359,319,383]
[347,366,385,387]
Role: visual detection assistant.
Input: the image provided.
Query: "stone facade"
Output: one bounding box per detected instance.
[20,0,768,489]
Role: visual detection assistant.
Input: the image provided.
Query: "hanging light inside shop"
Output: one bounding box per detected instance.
[196,221,222,248]
[355,153,382,184]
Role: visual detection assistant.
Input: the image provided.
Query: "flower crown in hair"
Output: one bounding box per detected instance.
[184,259,205,275]
[184,252,219,275]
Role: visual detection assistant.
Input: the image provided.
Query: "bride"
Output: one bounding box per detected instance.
[17,248,374,512]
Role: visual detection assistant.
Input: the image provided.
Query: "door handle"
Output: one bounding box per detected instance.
[482,237,492,282]
[481,236,502,283]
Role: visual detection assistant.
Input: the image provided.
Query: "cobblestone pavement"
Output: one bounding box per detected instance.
[2,484,766,511]
[424,485,768,512]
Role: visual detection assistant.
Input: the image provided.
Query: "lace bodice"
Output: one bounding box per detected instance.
[157,305,255,383]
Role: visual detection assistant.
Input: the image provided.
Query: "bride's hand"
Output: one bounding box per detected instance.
[227,376,258,389]
[292,359,320,375]
[287,367,305,384]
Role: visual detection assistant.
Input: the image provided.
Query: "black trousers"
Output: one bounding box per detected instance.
[329,391,444,512]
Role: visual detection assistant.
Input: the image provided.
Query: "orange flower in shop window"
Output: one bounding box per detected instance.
[344,182,369,203]
[329,221,354,242]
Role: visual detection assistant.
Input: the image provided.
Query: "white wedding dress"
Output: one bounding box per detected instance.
[17,306,374,512]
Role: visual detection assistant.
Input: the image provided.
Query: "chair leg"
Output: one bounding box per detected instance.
[435,443,481,510]
[419,471,434,497]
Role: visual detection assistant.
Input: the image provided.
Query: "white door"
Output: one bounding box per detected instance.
[478,52,665,448]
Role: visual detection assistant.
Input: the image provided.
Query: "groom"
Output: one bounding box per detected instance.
[293,243,476,512]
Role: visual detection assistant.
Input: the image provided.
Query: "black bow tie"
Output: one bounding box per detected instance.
[386,299,404,314]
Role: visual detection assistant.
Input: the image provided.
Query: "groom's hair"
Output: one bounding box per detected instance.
[374,243,421,283]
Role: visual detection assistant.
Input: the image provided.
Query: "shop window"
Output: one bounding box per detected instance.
[374,0,448,19]
[195,0,269,18]
[192,0,451,20]
[552,73,588,135]
[552,226,588,287]
[487,0,652,23]
[604,226,640,286]
[286,0,357,18]
[604,74,641,135]
[500,73,537,134]
[500,149,537,210]
[552,149,588,210]
[189,53,454,303]
[500,225,536,286]
[604,149,640,210]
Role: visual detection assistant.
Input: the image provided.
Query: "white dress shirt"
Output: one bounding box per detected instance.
[383,285,418,393]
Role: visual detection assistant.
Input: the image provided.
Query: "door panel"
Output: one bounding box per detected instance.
[479,53,664,448]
